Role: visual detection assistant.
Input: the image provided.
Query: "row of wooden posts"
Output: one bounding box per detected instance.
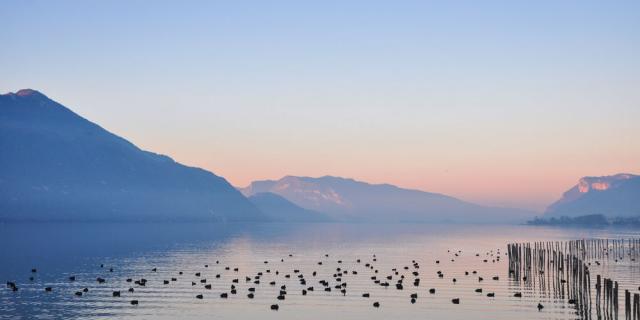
[508,239,640,320]
[624,289,640,320]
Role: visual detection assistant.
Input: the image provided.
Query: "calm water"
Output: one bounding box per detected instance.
[1,222,638,320]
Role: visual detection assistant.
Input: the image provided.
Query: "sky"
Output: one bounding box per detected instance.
[1,0,639,211]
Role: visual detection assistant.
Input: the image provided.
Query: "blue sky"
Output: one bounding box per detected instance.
[2,0,639,210]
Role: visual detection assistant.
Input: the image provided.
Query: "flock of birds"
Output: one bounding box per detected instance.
[4,248,547,313]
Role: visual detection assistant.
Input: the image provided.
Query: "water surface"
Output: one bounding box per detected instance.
[1,222,637,319]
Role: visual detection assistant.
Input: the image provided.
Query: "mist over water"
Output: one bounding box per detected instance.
[2,222,638,320]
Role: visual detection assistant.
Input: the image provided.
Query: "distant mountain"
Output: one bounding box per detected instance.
[545,173,640,218]
[240,176,533,223]
[248,192,332,222]
[0,89,265,222]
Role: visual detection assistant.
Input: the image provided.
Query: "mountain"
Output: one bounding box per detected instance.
[248,192,332,222]
[545,173,640,218]
[240,176,533,223]
[0,89,265,222]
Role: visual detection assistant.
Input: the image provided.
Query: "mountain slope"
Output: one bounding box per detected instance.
[248,192,332,222]
[241,176,533,223]
[0,89,265,222]
[545,173,640,218]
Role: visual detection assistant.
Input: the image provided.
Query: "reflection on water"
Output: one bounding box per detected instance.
[1,222,638,320]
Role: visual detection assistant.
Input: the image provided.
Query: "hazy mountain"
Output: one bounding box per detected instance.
[240,176,533,223]
[248,192,332,222]
[0,89,265,222]
[545,173,640,218]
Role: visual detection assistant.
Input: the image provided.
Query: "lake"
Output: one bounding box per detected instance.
[1,222,638,319]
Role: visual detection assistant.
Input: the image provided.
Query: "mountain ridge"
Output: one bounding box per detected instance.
[545,173,640,218]
[0,89,265,222]
[241,175,534,223]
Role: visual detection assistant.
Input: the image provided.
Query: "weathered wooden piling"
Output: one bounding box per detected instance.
[508,238,640,319]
